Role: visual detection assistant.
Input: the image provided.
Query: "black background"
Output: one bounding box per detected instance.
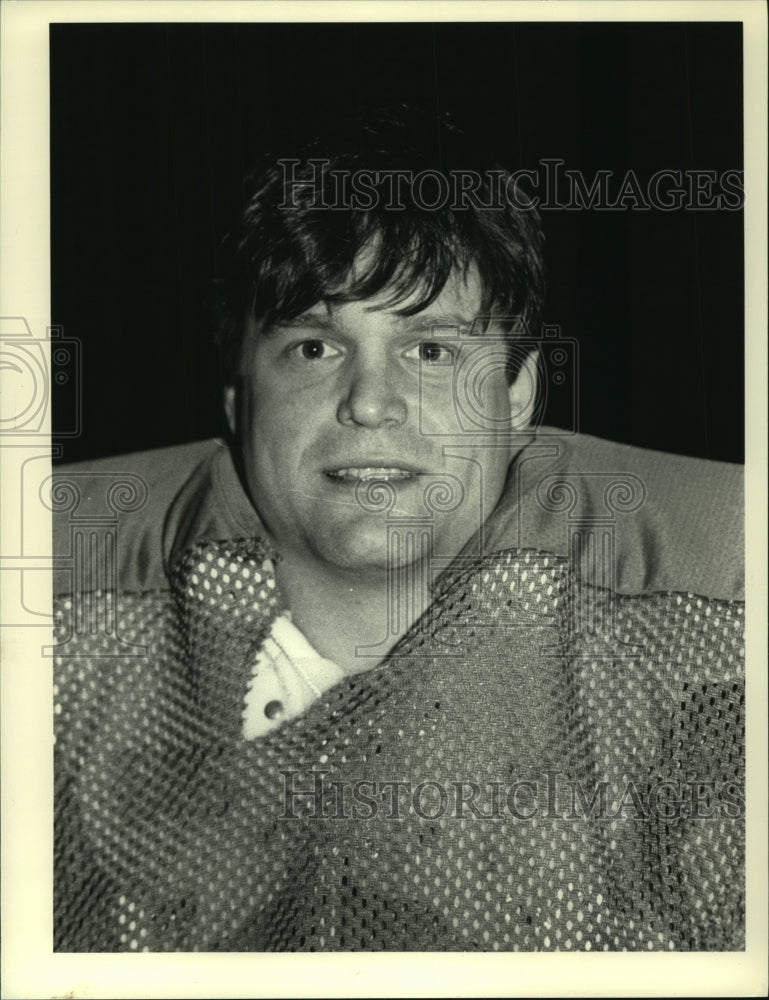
[50,21,744,464]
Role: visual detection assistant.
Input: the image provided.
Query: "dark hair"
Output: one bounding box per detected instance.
[214,107,544,383]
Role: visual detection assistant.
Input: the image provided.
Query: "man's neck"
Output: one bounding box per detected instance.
[274,552,432,675]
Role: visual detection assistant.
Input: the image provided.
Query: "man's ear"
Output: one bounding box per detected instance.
[223,384,237,437]
[507,348,540,430]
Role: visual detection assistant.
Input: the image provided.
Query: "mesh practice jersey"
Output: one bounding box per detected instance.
[52,429,745,951]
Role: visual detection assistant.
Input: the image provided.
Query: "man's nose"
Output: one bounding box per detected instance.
[337,358,408,428]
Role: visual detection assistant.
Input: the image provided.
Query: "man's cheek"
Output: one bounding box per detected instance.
[417,387,465,436]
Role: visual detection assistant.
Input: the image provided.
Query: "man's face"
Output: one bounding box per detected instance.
[225,265,537,579]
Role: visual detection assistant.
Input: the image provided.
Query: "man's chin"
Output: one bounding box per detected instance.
[313,526,423,577]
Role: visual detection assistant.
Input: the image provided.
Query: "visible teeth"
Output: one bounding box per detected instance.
[329,467,415,481]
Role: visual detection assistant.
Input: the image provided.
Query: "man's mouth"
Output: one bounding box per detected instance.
[325,467,420,483]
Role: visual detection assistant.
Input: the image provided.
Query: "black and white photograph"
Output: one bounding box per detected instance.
[1,1,766,997]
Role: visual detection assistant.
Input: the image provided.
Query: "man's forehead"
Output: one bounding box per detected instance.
[297,262,488,327]
[292,301,481,329]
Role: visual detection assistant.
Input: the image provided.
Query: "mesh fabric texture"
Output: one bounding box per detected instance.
[54,539,745,952]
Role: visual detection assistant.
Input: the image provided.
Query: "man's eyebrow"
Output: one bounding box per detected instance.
[264,308,481,335]
[266,312,333,333]
[394,311,478,331]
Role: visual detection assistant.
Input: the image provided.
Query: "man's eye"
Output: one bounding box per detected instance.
[409,341,457,365]
[294,339,340,361]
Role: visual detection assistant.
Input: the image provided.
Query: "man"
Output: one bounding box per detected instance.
[53,109,744,952]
